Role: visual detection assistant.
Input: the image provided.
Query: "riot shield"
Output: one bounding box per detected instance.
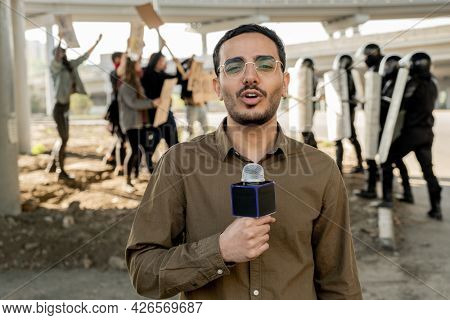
[324,69,352,141]
[289,66,314,132]
[351,69,365,108]
[378,65,409,163]
[363,70,381,159]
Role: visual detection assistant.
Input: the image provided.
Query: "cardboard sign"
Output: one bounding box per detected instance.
[128,21,145,61]
[153,78,178,127]
[55,15,80,48]
[135,3,164,29]
[186,61,217,105]
[200,71,217,102]
[187,60,203,91]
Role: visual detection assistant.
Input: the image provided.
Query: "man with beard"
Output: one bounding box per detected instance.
[126,24,362,299]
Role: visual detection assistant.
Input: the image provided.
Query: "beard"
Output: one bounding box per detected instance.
[223,85,282,126]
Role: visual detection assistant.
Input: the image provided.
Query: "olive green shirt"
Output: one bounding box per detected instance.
[126,118,362,300]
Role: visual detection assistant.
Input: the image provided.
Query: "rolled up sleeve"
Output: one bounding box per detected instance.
[125,150,230,299]
[312,162,363,300]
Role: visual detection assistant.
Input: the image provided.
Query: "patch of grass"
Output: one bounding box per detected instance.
[31,143,47,155]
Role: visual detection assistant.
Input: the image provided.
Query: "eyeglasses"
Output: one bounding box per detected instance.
[218,56,284,78]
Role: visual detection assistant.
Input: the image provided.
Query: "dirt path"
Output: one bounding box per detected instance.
[1,121,448,299]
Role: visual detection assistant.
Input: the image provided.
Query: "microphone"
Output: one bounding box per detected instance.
[231,163,276,218]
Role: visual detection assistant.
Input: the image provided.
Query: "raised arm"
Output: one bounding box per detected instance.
[116,52,127,78]
[72,34,102,67]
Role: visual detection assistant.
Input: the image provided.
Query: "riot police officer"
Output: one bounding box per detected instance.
[299,58,318,148]
[381,52,442,220]
[355,45,412,202]
[334,55,364,173]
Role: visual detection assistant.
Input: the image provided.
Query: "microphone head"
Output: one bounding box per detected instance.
[242,163,265,183]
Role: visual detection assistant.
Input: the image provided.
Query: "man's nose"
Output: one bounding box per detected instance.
[242,63,259,85]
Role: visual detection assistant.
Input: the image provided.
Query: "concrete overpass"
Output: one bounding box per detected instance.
[23,0,450,29]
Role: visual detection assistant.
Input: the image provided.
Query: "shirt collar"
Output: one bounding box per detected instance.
[215,117,289,162]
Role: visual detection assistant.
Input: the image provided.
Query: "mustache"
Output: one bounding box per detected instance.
[236,85,267,98]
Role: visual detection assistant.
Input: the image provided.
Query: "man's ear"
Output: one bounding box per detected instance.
[282,71,290,98]
[213,76,223,100]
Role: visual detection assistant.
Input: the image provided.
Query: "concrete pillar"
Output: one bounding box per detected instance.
[11,0,31,154]
[445,87,450,109]
[0,0,21,216]
[201,33,207,57]
[44,24,55,116]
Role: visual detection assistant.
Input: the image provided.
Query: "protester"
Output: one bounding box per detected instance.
[118,57,160,187]
[179,55,209,138]
[140,52,180,163]
[103,52,127,176]
[46,34,102,180]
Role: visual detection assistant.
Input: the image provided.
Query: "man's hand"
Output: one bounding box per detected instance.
[219,215,276,263]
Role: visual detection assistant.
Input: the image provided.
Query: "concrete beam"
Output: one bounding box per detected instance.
[44,25,55,116]
[322,14,369,36]
[25,12,54,29]
[0,0,22,216]
[12,0,31,154]
[23,1,450,24]
[187,15,270,34]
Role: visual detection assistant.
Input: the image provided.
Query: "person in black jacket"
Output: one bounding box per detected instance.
[104,52,126,175]
[140,52,180,159]
[381,52,442,220]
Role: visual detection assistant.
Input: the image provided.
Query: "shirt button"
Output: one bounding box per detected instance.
[217,269,223,275]
[253,290,260,296]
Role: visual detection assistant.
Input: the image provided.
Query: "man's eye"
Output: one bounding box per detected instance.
[225,64,243,74]
[257,64,274,71]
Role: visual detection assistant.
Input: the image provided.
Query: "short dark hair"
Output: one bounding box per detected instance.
[213,24,286,76]
[111,52,122,62]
